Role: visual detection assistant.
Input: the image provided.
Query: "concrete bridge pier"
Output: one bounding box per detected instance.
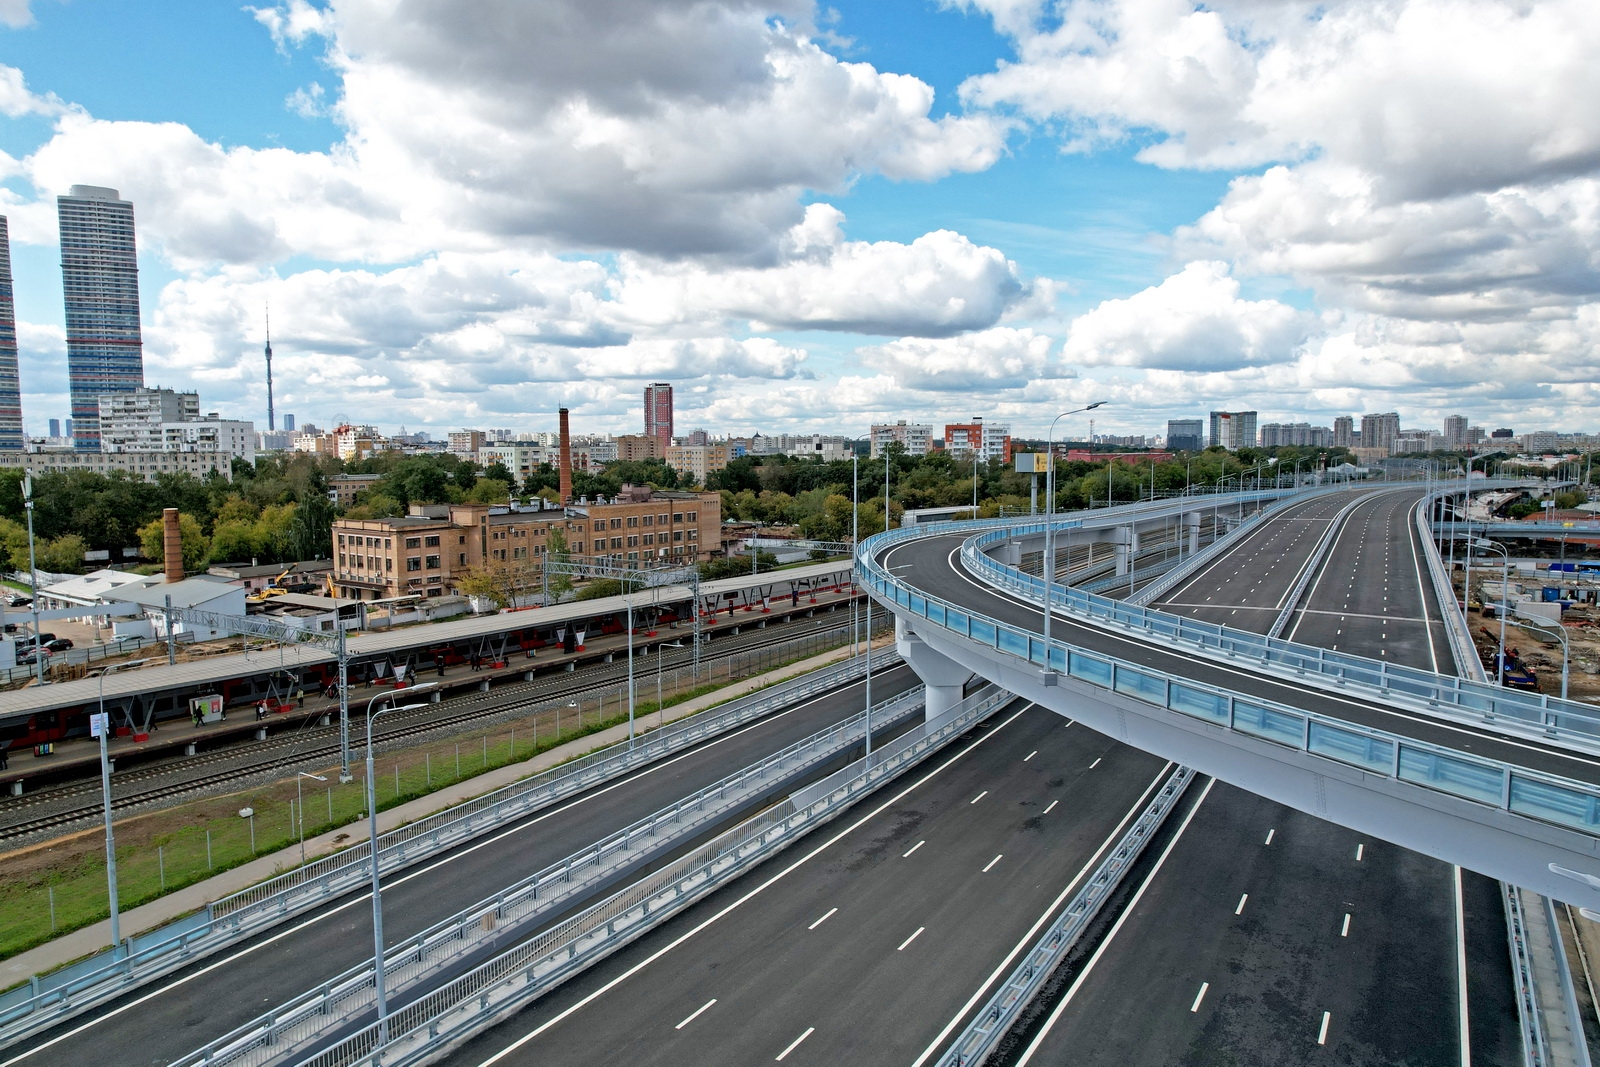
[895,616,974,725]
[1186,512,1202,555]
[1001,540,1021,568]
[1113,528,1134,576]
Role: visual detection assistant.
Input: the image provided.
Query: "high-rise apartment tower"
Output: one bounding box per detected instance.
[59,185,144,451]
[0,217,22,450]
[1360,412,1401,456]
[1208,410,1258,450]
[645,382,673,451]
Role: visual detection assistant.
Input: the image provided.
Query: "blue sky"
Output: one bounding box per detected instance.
[0,0,1594,441]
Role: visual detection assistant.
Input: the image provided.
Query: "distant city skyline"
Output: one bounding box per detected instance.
[0,2,1594,443]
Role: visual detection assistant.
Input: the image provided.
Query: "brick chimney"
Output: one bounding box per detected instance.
[558,407,573,504]
[162,508,184,582]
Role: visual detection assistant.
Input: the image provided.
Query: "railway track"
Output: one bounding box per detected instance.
[0,608,882,847]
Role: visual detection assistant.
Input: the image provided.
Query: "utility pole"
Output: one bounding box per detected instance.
[21,474,44,686]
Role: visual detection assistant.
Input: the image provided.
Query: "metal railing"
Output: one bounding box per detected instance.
[954,513,1600,752]
[0,648,900,1049]
[859,530,1600,842]
[170,690,923,1067]
[934,764,1195,1066]
[1416,492,1489,684]
[296,685,1014,1067]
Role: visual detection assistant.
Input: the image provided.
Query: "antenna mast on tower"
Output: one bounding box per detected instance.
[264,306,275,432]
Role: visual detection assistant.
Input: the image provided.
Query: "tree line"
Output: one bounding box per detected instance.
[4,442,1358,578]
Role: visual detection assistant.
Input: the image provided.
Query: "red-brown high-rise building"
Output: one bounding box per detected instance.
[644,382,673,451]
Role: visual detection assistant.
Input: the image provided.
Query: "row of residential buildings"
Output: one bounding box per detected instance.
[1158,411,1591,459]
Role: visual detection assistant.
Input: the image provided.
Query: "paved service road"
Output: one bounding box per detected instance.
[436,703,1173,1067]
[991,487,1521,1066]
[8,665,919,1067]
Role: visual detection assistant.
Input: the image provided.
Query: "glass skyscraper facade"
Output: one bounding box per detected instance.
[59,185,144,451]
[0,217,22,451]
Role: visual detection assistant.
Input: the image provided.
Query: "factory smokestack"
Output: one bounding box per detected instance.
[558,408,573,504]
[162,508,184,582]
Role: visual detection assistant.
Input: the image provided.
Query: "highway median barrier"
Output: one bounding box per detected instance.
[0,642,900,1052]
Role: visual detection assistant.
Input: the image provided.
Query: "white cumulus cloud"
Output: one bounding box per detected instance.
[859,327,1058,389]
[1062,261,1311,371]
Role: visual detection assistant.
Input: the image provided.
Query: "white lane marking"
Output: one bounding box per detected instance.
[776,1027,815,1061]
[903,840,925,858]
[1341,913,1351,937]
[1024,750,1038,762]
[1089,758,1102,769]
[808,907,838,930]
[1190,982,1210,1012]
[473,702,1036,1067]
[675,999,716,1030]
[910,762,1178,1067]
[983,854,1004,873]
[1011,778,1217,1067]
[898,927,925,952]
[970,790,988,805]
[927,531,1600,778]
[1235,894,1248,916]
[1356,843,1365,861]
[1318,1011,1332,1045]
[0,666,913,1067]
[1455,865,1472,1067]
[1264,828,1275,845]
[1043,800,1059,814]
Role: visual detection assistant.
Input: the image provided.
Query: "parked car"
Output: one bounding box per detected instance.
[5,595,32,607]
[44,638,73,652]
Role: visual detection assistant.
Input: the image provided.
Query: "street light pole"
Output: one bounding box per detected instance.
[92,668,120,951]
[1042,402,1107,682]
[1515,615,1570,701]
[626,594,635,748]
[297,771,328,865]
[21,475,44,686]
[1472,538,1511,687]
[364,682,438,1045]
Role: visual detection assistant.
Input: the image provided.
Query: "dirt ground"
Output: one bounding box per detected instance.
[1465,606,1600,702]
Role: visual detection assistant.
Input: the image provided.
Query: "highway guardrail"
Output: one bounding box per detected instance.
[296,685,1014,1067]
[954,504,1600,753]
[0,648,900,1051]
[934,764,1195,1066]
[169,689,923,1067]
[859,529,1600,843]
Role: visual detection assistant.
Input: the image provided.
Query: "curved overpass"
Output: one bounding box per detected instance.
[862,488,1600,908]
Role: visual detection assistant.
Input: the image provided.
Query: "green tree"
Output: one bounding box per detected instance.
[137,513,210,573]
[544,527,573,600]
[36,534,89,574]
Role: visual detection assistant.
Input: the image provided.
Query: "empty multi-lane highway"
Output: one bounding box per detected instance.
[436,700,1171,1066]
[891,486,1525,1064]
[4,664,918,1067]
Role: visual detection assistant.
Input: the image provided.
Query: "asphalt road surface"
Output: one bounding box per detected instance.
[6,664,920,1067]
[996,487,1520,1066]
[435,701,1173,1067]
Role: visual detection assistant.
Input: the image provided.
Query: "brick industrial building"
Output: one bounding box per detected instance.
[330,487,720,601]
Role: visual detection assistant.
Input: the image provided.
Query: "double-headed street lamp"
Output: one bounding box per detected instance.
[1513,612,1571,701]
[364,682,439,1043]
[1041,402,1108,684]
